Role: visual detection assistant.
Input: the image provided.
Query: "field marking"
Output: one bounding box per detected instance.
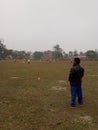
[58,80,66,83]
[79,116,92,122]
[10,77,20,79]
[74,115,93,124]
[51,86,66,91]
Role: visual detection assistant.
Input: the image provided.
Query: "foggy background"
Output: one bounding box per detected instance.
[0,0,97,52]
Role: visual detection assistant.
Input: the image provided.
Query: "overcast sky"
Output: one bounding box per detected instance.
[0,0,97,52]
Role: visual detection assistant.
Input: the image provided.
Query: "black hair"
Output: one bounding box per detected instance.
[74,57,80,64]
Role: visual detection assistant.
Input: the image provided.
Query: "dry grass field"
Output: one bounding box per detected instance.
[0,60,98,130]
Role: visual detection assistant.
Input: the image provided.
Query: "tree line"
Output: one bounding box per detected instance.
[0,39,98,60]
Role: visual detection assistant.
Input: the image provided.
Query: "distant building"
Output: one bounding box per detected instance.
[68,53,87,60]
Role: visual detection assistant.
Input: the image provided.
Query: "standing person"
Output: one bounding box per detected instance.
[68,57,84,107]
[27,59,30,64]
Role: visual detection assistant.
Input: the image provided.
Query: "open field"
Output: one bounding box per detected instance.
[0,60,98,130]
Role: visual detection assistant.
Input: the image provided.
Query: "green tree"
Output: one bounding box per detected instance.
[53,44,63,60]
[0,39,7,59]
[33,51,44,60]
[86,50,96,60]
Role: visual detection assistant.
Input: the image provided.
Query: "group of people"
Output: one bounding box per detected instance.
[68,57,84,107]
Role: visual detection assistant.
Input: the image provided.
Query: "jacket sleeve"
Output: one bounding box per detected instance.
[81,67,84,78]
[68,68,75,82]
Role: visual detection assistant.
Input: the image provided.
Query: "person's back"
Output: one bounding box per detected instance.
[68,57,84,107]
[69,64,84,86]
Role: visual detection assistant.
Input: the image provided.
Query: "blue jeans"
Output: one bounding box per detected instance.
[70,86,83,107]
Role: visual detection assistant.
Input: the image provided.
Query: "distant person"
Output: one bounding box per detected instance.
[27,59,30,64]
[68,57,84,107]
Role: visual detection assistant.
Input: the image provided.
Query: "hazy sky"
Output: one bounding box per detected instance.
[0,0,98,52]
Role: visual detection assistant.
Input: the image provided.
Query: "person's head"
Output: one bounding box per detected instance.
[74,57,80,65]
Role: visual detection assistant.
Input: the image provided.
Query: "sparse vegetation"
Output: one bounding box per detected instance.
[0,60,98,130]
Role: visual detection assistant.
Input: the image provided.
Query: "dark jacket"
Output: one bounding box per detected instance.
[68,64,84,86]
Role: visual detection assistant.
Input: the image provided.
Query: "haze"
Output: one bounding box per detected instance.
[0,0,97,52]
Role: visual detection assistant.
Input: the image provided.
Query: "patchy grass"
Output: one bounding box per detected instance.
[0,60,98,130]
